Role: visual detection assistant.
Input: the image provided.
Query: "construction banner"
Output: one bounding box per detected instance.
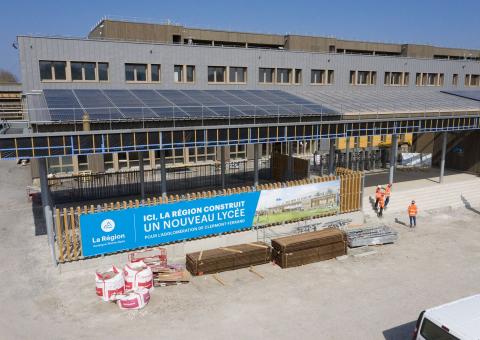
[79,179,340,257]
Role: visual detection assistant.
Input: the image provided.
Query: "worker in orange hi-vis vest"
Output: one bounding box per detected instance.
[384,183,392,210]
[374,185,382,211]
[377,192,385,218]
[408,200,418,228]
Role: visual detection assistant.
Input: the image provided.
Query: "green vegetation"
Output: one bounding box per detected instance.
[255,206,339,225]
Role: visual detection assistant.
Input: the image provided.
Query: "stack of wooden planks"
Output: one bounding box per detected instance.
[152,265,191,287]
[186,242,271,276]
[272,228,347,268]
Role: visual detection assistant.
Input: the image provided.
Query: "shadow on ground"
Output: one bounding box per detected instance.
[383,320,416,340]
[461,194,480,215]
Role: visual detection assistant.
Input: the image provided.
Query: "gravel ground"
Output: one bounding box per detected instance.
[1,160,479,340]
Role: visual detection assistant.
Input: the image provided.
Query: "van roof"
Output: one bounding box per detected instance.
[425,294,480,339]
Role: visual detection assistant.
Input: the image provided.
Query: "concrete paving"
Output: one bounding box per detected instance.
[1,160,480,340]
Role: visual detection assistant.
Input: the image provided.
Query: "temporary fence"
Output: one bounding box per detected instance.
[53,168,363,263]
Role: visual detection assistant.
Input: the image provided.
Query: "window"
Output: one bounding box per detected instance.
[186,65,195,82]
[327,70,334,84]
[415,73,444,86]
[71,62,97,81]
[351,71,376,85]
[294,69,302,84]
[452,73,458,86]
[229,67,246,83]
[47,156,73,174]
[77,155,88,172]
[311,69,324,84]
[174,65,183,83]
[420,318,459,340]
[259,68,274,83]
[384,72,409,86]
[174,65,195,83]
[104,154,114,171]
[39,61,66,81]
[98,63,109,81]
[311,69,334,84]
[465,74,480,87]
[151,64,160,82]
[125,63,148,82]
[208,66,226,83]
[276,68,291,84]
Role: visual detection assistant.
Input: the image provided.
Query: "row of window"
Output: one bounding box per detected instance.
[40,61,109,82]
[38,60,480,87]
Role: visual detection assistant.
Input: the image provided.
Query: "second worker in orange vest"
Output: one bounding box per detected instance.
[408,200,418,228]
[377,192,385,217]
[384,183,392,209]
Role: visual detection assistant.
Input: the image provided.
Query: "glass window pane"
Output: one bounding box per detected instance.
[125,64,135,81]
[295,69,302,84]
[327,70,334,84]
[39,61,52,80]
[71,62,83,80]
[53,62,66,80]
[216,67,225,82]
[151,64,160,82]
[277,68,290,83]
[174,65,183,82]
[208,67,215,82]
[98,63,109,81]
[136,65,147,81]
[229,67,237,83]
[186,65,195,82]
[84,63,96,81]
[237,68,245,82]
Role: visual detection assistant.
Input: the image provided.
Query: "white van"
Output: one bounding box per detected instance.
[413,294,480,340]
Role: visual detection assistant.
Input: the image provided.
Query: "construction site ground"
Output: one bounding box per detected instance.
[1,160,479,340]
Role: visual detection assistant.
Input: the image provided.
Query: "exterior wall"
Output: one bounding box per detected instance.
[88,20,480,59]
[18,36,480,94]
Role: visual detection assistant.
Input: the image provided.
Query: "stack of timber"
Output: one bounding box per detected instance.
[272,228,347,268]
[186,242,271,276]
[346,225,398,248]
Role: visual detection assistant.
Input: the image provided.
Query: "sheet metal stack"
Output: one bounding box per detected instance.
[186,242,271,276]
[272,228,347,268]
[346,225,398,248]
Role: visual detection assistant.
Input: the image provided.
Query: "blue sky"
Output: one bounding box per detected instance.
[1,0,479,79]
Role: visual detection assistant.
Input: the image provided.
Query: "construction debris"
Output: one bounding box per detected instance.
[272,228,347,268]
[186,242,271,276]
[346,225,398,248]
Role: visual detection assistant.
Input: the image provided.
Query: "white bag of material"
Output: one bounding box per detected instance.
[95,265,125,302]
[116,288,151,310]
[123,261,154,291]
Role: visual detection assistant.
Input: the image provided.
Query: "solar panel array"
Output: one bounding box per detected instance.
[41,89,336,122]
[301,89,480,114]
[442,90,480,102]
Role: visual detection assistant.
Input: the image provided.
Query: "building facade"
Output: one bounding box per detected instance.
[16,19,480,176]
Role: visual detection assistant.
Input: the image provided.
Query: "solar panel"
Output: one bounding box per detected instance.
[37,89,337,122]
[43,89,84,121]
[442,90,480,102]
[73,89,124,120]
[103,90,157,119]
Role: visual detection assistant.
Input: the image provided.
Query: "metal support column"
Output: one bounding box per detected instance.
[160,150,167,197]
[328,138,336,175]
[221,146,226,189]
[138,152,145,200]
[345,137,350,169]
[440,132,448,184]
[38,158,57,266]
[389,134,398,184]
[253,144,259,187]
[288,142,294,180]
